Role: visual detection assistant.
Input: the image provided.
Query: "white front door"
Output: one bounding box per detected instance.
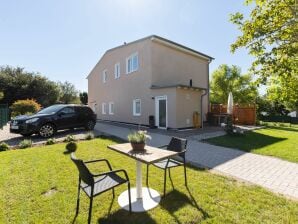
[155,96,167,129]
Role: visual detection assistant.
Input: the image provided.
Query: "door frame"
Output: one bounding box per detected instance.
[155,95,168,129]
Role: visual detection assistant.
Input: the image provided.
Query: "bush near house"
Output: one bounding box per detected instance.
[64,135,76,143]
[10,99,41,117]
[18,139,33,149]
[46,138,56,145]
[0,142,9,151]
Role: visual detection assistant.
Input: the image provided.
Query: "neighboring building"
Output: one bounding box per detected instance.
[87,35,213,129]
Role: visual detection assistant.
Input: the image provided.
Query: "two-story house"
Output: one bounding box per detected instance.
[87,35,213,129]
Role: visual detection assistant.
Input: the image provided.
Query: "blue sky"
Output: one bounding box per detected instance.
[0,0,254,92]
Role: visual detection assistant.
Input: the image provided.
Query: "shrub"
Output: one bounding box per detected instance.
[0,142,9,151]
[66,142,77,152]
[46,138,56,145]
[64,135,76,142]
[19,139,32,149]
[84,132,94,140]
[10,99,41,117]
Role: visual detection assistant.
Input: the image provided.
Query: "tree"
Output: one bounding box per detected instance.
[0,66,60,106]
[230,0,297,83]
[256,95,289,118]
[230,0,297,111]
[79,92,88,105]
[267,75,298,112]
[58,81,79,104]
[210,64,257,104]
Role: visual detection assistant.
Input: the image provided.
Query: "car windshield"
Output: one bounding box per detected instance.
[37,105,66,114]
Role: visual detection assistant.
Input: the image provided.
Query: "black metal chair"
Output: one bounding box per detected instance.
[146,137,188,196]
[71,153,131,224]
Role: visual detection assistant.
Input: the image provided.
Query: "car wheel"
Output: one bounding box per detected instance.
[39,123,55,138]
[85,120,95,130]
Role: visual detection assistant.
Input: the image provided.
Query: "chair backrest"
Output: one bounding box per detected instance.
[71,153,94,185]
[167,137,187,157]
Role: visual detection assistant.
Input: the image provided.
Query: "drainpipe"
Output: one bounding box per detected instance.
[200,89,208,128]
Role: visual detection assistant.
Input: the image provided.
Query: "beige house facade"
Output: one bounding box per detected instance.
[87,35,213,129]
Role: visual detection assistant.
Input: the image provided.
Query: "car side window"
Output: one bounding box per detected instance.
[60,107,75,114]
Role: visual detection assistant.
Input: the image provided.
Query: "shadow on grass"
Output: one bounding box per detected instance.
[72,193,116,224]
[206,131,287,152]
[97,208,156,224]
[160,189,209,224]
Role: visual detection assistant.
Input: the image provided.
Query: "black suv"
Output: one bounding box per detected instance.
[10,104,97,138]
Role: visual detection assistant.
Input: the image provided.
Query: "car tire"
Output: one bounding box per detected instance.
[39,123,55,138]
[85,120,95,131]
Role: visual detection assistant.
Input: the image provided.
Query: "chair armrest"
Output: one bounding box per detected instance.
[93,169,130,181]
[84,159,112,171]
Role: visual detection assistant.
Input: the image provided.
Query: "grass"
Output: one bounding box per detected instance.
[0,138,297,224]
[205,125,298,163]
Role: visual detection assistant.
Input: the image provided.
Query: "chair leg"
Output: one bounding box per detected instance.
[112,188,115,198]
[88,196,93,224]
[169,168,174,189]
[184,160,187,187]
[146,164,149,186]
[76,179,81,215]
[127,182,132,213]
[163,169,167,197]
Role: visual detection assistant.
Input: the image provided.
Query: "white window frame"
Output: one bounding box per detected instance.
[102,69,107,83]
[102,103,107,114]
[126,52,139,74]
[109,102,114,115]
[133,99,141,116]
[114,63,120,79]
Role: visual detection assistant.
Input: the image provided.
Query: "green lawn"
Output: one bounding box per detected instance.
[205,126,298,163]
[0,138,297,224]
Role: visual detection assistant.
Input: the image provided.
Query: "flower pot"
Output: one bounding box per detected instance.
[130,142,145,151]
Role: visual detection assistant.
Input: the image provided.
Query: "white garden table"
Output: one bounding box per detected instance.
[108,143,179,212]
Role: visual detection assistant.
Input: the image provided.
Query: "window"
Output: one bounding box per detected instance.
[114,63,120,79]
[102,69,107,83]
[109,102,114,115]
[133,99,141,116]
[60,107,75,114]
[102,103,107,114]
[126,53,138,74]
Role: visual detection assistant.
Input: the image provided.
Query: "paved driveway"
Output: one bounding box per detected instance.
[95,121,298,200]
[0,124,98,147]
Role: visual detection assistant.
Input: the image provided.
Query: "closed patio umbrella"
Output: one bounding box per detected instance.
[227,92,233,114]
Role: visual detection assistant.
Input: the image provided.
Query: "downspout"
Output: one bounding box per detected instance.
[202,58,212,128]
[200,89,208,128]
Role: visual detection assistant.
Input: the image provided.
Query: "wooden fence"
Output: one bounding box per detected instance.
[210,104,256,125]
[0,104,9,129]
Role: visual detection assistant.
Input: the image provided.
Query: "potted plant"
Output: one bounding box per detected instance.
[127,130,151,151]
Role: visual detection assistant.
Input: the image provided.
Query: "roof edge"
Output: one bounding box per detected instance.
[150,35,214,61]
